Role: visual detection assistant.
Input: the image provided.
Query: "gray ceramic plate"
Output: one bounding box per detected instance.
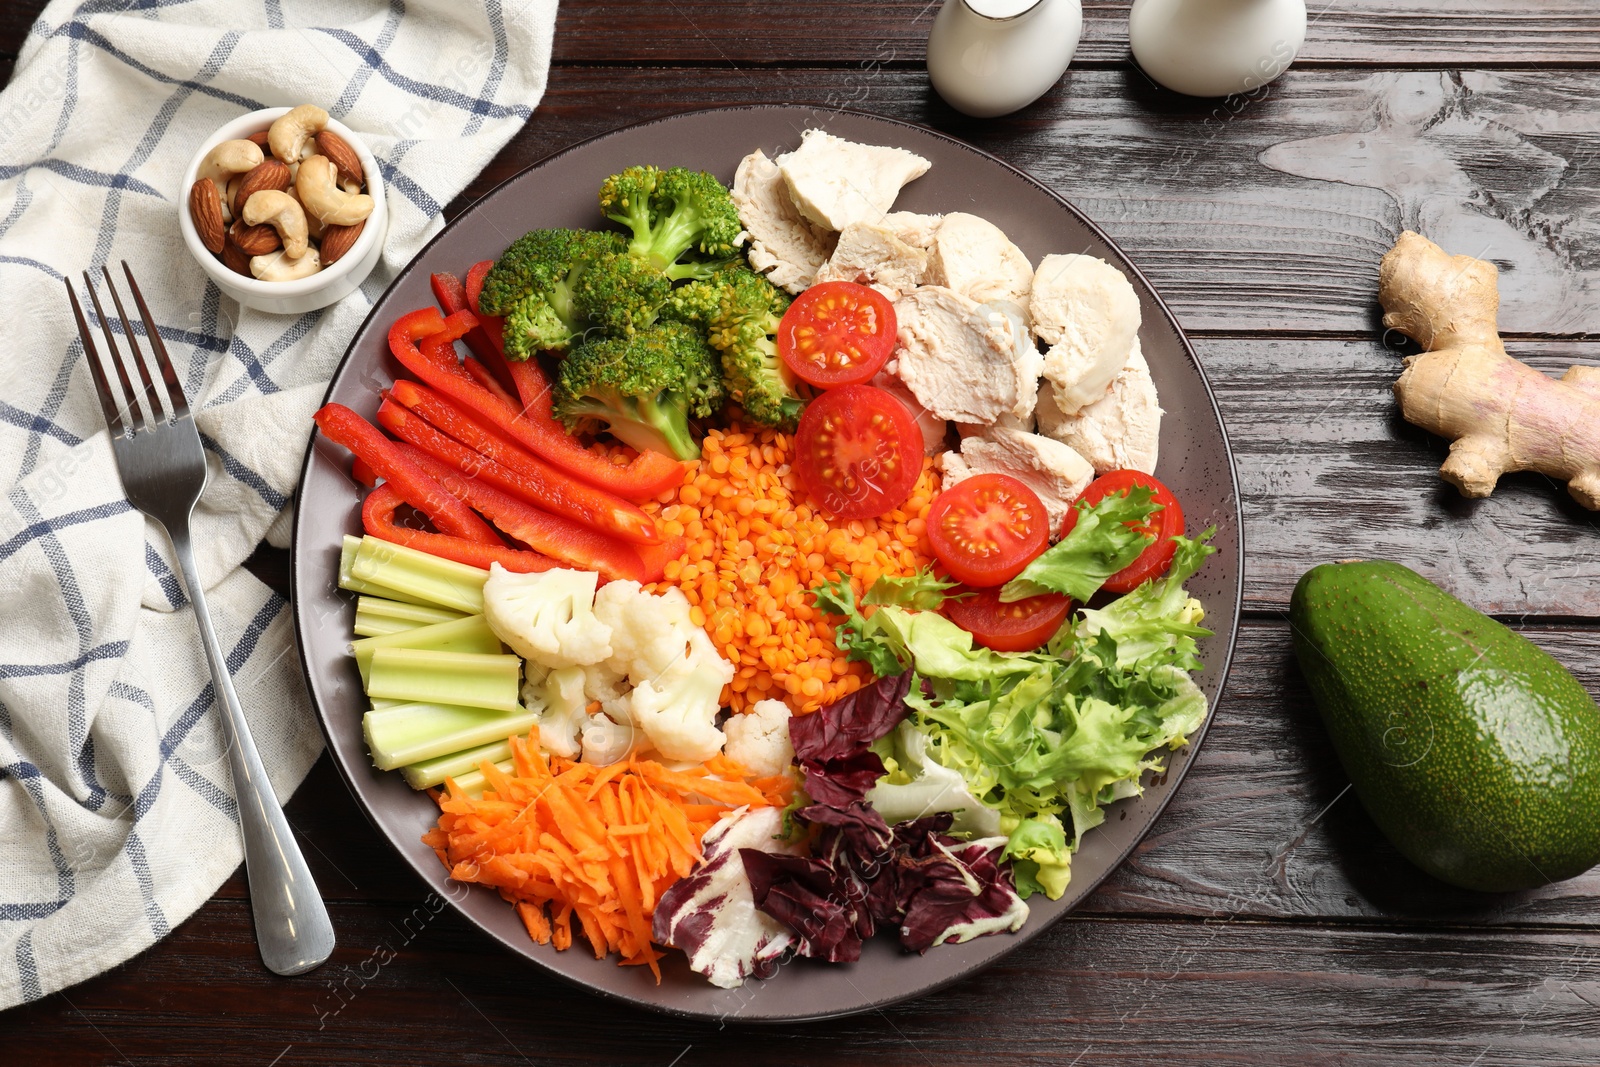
[292,106,1243,1022]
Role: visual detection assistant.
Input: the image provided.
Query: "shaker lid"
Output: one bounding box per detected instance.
[964,0,1045,19]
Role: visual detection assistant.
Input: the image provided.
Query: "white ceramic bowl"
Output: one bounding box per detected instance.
[177,107,388,315]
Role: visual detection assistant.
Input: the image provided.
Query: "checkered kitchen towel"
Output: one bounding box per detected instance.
[0,0,556,1007]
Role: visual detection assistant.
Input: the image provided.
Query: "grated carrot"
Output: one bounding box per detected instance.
[421,728,788,981]
[641,420,940,714]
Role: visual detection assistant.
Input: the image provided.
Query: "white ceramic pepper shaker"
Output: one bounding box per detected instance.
[1128,0,1307,98]
[927,0,1084,118]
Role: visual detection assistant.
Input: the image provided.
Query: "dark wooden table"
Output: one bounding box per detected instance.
[8,2,1600,1063]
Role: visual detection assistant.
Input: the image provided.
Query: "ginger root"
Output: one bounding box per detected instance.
[1378,230,1600,509]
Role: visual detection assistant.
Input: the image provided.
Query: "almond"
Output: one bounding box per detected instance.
[232,159,291,218]
[229,218,281,257]
[246,130,271,152]
[318,218,365,265]
[315,129,364,188]
[221,237,253,277]
[189,179,225,254]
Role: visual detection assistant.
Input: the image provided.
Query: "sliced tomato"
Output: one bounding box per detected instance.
[942,584,1071,653]
[1061,469,1185,594]
[926,473,1048,587]
[778,281,897,388]
[793,384,922,520]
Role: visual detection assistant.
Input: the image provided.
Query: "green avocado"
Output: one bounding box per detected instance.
[1290,560,1600,892]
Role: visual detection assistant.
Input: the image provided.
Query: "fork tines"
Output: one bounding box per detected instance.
[65,261,189,438]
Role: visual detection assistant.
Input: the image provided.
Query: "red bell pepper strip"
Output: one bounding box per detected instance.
[435,269,516,393]
[465,260,493,313]
[362,484,555,574]
[398,445,653,584]
[632,535,687,584]
[313,402,500,545]
[377,394,660,546]
[463,356,522,412]
[387,307,687,501]
[430,271,470,316]
[350,456,378,487]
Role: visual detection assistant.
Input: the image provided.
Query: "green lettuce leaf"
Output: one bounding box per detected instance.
[1063,529,1218,673]
[811,575,910,677]
[863,570,963,611]
[1004,815,1071,900]
[1000,487,1161,603]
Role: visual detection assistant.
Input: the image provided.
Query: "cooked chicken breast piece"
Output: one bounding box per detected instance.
[872,371,951,456]
[775,130,931,231]
[1035,341,1162,474]
[893,286,1037,423]
[732,149,835,294]
[881,211,943,251]
[956,411,1035,437]
[938,427,1094,531]
[925,213,1034,315]
[1031,253,1141,415]
[814,222,929,299]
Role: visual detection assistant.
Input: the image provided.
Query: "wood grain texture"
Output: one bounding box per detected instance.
[1208,339,1600,614]
[459,66,1600,336]
[8,897,1598,1065]
[548,1,1600,67]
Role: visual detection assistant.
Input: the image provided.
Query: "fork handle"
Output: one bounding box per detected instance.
[168,522,336,976]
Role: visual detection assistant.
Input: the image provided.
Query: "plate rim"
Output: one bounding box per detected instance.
[289,103,1245,1022]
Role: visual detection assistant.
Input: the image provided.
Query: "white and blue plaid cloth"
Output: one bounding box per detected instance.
[0,0,556,1007]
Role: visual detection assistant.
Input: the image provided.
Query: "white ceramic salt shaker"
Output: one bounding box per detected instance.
[927,0,1084,118]
[1128,0,1307,98]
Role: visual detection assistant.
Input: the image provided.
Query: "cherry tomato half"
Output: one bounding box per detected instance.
[942,584,1072,653]
[1060,469,1186,594]
[778,281,898,389]
[793,384,923,520]
[925,473,1048,587]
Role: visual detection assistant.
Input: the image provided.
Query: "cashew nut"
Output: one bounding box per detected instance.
[249,247,322,282]
[284,184,323,240]
[268,104,328,163]
[241,189,309,259]
[296,155,374,227]
[197,139,263,199]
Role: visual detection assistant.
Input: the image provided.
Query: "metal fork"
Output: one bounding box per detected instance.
[66,262,335,976]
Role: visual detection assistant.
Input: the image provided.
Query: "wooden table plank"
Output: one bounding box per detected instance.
[549,1,1600,67]
[9,898,1598,1065]
[1208,339,1600,615]
[463,66,1600,337]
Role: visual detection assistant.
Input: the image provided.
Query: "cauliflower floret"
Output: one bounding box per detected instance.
[582,662,632,724]
[594,580,699,682]
[581,714,636,766]
[483,565,612,669]
[723,699,795,778]
[628,629,733,762]
[524,664,588,759]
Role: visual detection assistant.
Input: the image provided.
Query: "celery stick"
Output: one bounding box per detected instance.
[351,615,502,687]
[370,697,405,711]
[399,739,515,789]
[353,596,467,638]
[351,536,487,614]
[338,535,431,604]
[364,704,536,770]
[365,648,521,712]
[434,759,516,798]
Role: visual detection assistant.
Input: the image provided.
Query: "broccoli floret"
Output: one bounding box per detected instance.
[598,166,743,282]
[707,268,808,431]
[658,266,745,331]
[479,229,627,358]
[571,251,673,338]
[553,321,725,461]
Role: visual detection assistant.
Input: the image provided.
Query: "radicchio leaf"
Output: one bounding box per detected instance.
[889,825,1029,954]
[789,672,915,763]
[741,849,873,963]
[652,808,798,988]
